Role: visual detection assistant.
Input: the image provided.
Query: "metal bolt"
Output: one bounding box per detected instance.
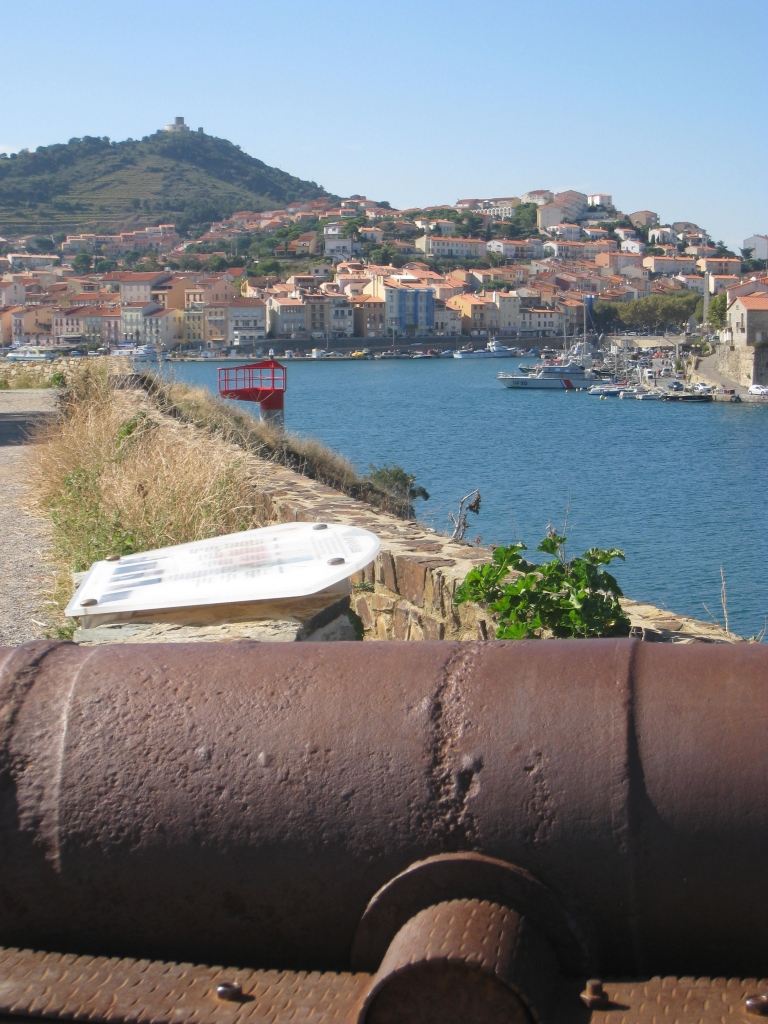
[216,982,242,1002]
[80,598,98,607]
[581,979,608,1009]
[327,557,345,565]
[105,554,121,562]
[313,523,328,530]
[745,995,768,1016]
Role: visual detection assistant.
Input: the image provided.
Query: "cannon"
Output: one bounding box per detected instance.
[1,638,767,1024]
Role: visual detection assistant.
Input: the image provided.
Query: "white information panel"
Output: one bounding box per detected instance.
[65,522,380,618]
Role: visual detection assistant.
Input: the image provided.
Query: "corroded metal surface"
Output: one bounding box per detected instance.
[358,899,558,1024]
[1,639,768,982]
[0,947,369,1024]
[0,948,767,1024]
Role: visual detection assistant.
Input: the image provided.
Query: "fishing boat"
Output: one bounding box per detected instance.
[497,362,595,390]
[454,339,515,359]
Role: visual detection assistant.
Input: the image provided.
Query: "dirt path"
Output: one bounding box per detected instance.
[0,389,59,645]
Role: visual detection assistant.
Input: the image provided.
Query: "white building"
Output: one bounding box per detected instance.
[649,226,676,246]
[484,198,521,220]
[521,190,554,206]
[415,235,487,258]
[547,223,582,241]
[744,235,768,261]
[486,238,544,258]
[587,193,612,207]
[537,204,566,231]
[227,298,266,345]
[324,222,357,261]
[621,239,646,254]
[0,281,25,306]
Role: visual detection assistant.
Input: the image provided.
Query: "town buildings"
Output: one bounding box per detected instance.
[1,179,763,354]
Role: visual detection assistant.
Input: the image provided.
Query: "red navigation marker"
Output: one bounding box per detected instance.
[218,359,287,427]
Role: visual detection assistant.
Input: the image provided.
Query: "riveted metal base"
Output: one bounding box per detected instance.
[0,948,767,1024]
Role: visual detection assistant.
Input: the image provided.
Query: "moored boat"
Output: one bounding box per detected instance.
[497,362,595,390]
[454,339,515,359]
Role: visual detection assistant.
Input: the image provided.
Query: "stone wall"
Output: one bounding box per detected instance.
[0,355,134,390]
[715,344,756,387]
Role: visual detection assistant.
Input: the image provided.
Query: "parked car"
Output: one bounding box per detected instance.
[693,382,713,393]
[748,384,768,395]
[667,381,684,391]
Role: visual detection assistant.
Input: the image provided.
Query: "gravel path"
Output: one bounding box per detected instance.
[0,389,59,645]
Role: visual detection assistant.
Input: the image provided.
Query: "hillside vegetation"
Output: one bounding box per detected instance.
[0,131,329,237]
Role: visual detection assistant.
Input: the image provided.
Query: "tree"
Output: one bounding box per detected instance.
[254,257,280,276]
[32,236,55,252]
[367,464,429,504]
[72,252,93,274]
[714,240,736,258]
[708,292,728,330]
[93,258,117,273]
[207,254,227,271]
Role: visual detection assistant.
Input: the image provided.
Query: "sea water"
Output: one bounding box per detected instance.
[154,357,768,639]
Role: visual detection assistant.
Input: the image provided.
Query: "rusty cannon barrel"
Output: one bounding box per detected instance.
[1,638,767,1020]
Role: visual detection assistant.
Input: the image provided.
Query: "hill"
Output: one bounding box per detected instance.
[0,131,330,238]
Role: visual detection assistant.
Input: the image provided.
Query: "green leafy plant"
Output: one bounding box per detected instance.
[454,532,631,639]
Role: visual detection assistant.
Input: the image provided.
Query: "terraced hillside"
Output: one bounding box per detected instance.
[0,131,329,237]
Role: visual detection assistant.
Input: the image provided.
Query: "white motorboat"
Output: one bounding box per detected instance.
[635,389,664,400]
[497,362,595,390]
[618,385,646,398]
[454,339,515,359]
[5,345,57,362]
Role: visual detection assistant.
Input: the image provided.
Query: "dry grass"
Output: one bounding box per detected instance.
[29,364,269,634]
[139,371,412,517]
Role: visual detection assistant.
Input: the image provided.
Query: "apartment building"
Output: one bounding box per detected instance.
[518,307,565,337]
[415,236,487,258]
[121,302,163,343]
[184,277,238,306]
[642,255,696,275]
[0,281,25,306]
[266,296,307,338]
[227,299,266,345]
[351,294,387,337]
[446,294,500,334]
[727,294,768,346]
[629,211,659,228]
[326,294,354,338]
[697,257,742,276]
[183,307,204,345]
[486,238,544,259]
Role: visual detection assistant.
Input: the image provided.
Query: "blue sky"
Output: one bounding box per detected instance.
[1,0,765,248]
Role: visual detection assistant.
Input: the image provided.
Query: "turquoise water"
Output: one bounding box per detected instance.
[155,357,768,639]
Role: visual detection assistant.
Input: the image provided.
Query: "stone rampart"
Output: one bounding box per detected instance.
[714,344,756,387]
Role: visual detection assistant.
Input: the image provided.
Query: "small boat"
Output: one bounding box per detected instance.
[663,392,714,403]
[618,385,646,398]
[497,362,595,390]
[454,339,515,359]
[5,345,57,362]
[635,389,664,400]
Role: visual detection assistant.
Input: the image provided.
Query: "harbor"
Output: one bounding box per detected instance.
[155,353,768,639]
